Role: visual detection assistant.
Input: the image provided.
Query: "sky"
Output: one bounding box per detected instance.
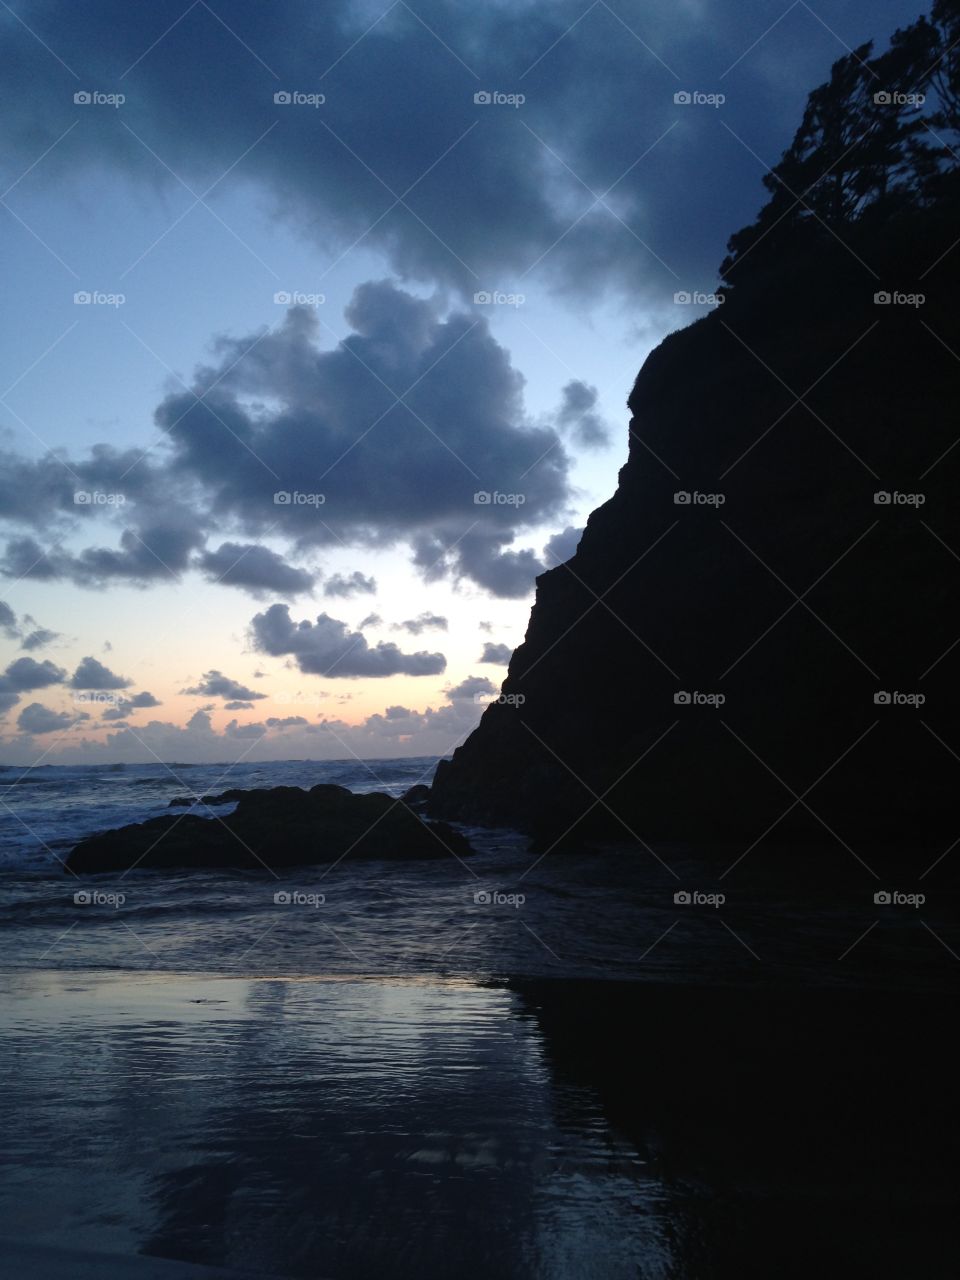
[0,0,926,765]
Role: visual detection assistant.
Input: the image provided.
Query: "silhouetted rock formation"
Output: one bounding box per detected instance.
[67,784,472,873]
[431,193,960,851]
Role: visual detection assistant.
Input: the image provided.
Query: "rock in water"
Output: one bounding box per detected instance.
[66,783,472,873]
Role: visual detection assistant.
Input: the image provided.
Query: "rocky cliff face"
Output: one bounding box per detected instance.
[430,203,960,853]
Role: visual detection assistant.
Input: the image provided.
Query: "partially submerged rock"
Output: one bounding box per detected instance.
[66,783,472,873]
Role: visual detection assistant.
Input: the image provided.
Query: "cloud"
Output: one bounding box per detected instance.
[0,0,863,307]
[224,719,267,740]
[70,656,131,690]
[265,715,310,729]
[197,542,315,597]
[323,571,377,599]
[447,675,496,700]
[0,601,17,638]
[543,525,583,567]
[1,657,67,691]
[250,603,446,677]
[393,612,448,635]
[101,706,128,722]
[479,642,512,664]
[129,691,161,708]
[181,670,267,701]
[17,703,86,735]
[224,700,254,710]
[358,613,382,629]
[20,628,61,651]
[555,381,611,449]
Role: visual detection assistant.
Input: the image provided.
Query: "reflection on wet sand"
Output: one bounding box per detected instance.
[0,971,955,1278]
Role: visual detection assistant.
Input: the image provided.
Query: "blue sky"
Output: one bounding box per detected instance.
[0,0,926,763]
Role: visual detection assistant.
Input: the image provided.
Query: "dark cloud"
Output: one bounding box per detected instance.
[543,525,583,566]
[70,656,131,690]
[1,657,67,691]
[17,703,87,735]
[224,700,254,710]
[556,381,611,449]
[182,670,267,701]
[0,601,17,638]
[0,0,916,306]
[479,642,512,664]
[393,612,448,635]
[197,542,315,597]
[224,719,267,740]
[265,716,310,729]
[20,628,61,652]
[358,613,383,629]
[101,705,128,722]
[250,603,446,677]
[447,675,496,700]
[151,291,569,596]
[324,571,377,599]
[129,691,161,708]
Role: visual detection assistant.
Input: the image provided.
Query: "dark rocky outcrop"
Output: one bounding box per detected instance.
[167,789,249,807]
[430,198,960,854]
[67,783,472,873]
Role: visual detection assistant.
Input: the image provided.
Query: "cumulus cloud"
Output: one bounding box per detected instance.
[70,657,131,690]
[447,675,496,700]
[250,603,446,677]
[21,628,61,651]
[543,525,583,567]
[393,612,448,635]
[555,381,611,449]
[324,571,377,599]
[129,691,161,708]
[17,703,87,735]
[197,542,315,597]
[181,670,267,701]
[0,601,17,638]
[479,642,512,664]
[1,657,67,691]
[0,0,861,307]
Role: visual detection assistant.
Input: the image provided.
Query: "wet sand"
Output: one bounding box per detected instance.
[0,969,955,1278]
